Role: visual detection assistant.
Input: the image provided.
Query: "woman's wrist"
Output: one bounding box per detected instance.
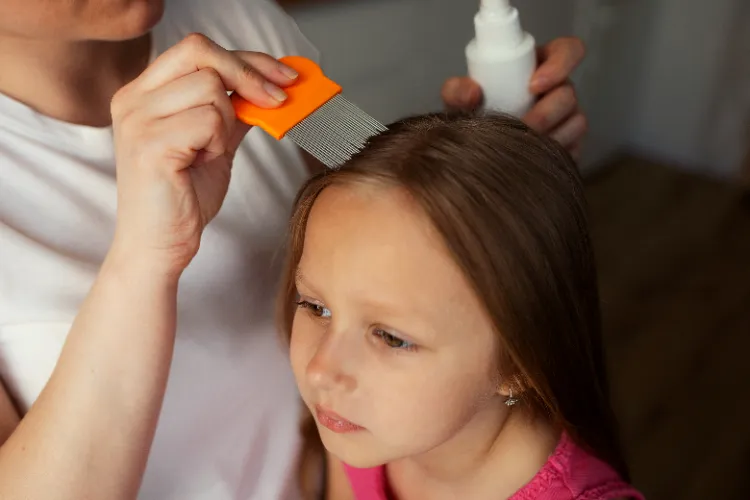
[103,242,185,289]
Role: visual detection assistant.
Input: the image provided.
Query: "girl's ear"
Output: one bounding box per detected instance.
[496,374,525,397]
[497,374,526,407]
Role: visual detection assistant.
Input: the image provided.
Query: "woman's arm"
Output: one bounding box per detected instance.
[0,254,179,499]
[0,34,300,499]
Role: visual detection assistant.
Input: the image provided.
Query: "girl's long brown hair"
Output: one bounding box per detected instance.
[278,112,629,498]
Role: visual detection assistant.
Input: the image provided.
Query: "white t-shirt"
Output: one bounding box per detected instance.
[0,1,319,498]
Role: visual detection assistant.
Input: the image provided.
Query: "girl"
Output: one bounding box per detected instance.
[279,113,645,500]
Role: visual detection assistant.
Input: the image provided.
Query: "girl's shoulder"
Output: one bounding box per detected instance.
[510,433,644,500]
[340,434,645,500]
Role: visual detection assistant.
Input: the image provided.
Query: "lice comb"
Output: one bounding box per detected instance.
[231,56,387,169]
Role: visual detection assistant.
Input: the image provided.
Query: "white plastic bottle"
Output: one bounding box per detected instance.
[465,0,537,117]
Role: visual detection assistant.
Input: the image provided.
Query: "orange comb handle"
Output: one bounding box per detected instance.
[231,56,342,140]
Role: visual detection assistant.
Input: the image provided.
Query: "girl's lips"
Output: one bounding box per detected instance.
[314,405,365,433]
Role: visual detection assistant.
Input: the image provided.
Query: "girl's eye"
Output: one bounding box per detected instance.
[373,329,415,351]
[296,300,332,318]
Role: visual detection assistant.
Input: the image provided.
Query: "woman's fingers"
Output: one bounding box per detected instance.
[550,112,588,150]
[523,83,577,134]
[143,68,236,136]
[132,33,297,108]
[234,49,300,87]
[150,104,230,167]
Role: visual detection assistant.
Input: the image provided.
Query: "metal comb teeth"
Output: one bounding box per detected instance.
[286,94,387,169]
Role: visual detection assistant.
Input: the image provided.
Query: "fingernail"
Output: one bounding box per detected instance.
[278,64,298,80]
[263,81,288,102]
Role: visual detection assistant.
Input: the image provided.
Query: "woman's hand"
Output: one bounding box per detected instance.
[441,37,587,159]
[110,33,299,276]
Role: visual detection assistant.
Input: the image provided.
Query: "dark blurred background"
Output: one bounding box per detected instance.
[282,1,750,498]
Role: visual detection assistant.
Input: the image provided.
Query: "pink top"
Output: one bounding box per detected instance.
[342,433,645,500]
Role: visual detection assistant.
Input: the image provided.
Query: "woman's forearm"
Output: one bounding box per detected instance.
[0,251,180,499]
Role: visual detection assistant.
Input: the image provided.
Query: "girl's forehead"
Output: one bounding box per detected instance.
[303,184,453,287]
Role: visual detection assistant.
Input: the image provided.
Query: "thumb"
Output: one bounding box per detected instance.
[441,77,483,111]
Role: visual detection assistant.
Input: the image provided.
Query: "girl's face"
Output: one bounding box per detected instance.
[290,183,509,468]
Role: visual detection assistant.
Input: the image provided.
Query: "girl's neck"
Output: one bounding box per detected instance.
[387,402,559,500]
[0,34,151,127]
